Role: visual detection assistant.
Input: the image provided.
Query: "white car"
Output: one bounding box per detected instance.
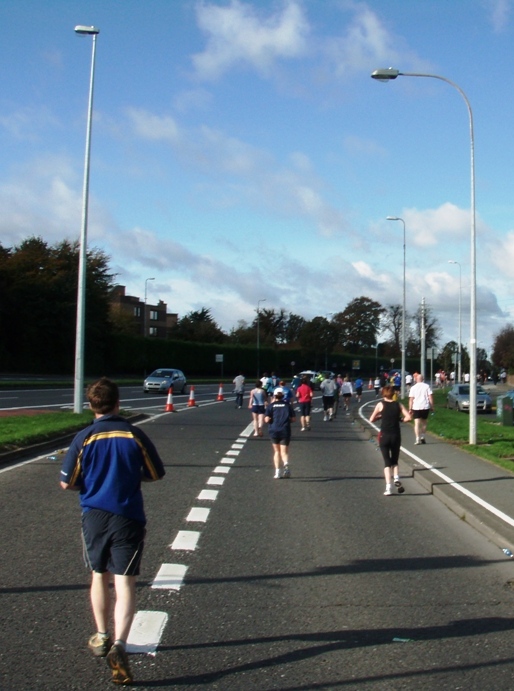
[143,368,187,394]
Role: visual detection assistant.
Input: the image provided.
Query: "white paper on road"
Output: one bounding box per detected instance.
[151,563,188,591]
[127,610,168,655]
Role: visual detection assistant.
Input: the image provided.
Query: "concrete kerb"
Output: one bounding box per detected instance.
[354,402,514,554]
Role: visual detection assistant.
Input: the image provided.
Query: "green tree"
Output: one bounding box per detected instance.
[298,316,338,367]
[333,296,384,352]
[492,325,514,372]
[0,236,113,373]
[174,308,226,343]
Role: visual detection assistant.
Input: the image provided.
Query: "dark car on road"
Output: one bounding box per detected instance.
[143,368,187,394]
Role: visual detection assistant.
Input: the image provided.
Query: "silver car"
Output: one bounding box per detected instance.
[446,384,492,413]
[143,368,187,394]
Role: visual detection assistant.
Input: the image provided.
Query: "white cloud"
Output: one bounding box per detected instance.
[324,2,433,79]
[399,203,470,248]
[192,0,310,79]
[127,108,349,236]
[483,0,511,32]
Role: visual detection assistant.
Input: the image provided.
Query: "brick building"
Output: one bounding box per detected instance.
[109,285,178,338]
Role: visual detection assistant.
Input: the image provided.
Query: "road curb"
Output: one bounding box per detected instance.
[354,410,514,555]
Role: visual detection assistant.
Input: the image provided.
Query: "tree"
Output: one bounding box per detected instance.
[492,325,514,372]
[333,296,385,352]
[298,316,338,367]
[438,341,459,373]
[407,303,441,357]
[173,308,226,343]
[381,304,411,355]
[0,236,113,373]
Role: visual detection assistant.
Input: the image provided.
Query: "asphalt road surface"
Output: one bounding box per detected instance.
[1,396,514,689]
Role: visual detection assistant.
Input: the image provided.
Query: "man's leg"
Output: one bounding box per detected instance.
[113,574,136,643]
[90,571,110,634]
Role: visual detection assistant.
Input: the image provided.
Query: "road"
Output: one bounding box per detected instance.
[0,383,222,415]
[1,393,514,689]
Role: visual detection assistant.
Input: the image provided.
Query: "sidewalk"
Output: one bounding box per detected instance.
[357,403,514,555]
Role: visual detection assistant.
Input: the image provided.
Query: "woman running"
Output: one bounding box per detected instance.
[369,384,411,496]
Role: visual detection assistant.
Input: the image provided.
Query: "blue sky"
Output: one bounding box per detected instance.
[1,0,514,355]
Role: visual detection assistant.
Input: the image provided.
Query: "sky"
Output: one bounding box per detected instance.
[1,0,514,357]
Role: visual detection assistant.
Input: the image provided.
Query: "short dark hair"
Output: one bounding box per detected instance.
[87,377,119,415]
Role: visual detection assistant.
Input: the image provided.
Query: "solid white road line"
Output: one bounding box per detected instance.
[127,610,168,655]
[152,563,188,590]
[359,403,514,530]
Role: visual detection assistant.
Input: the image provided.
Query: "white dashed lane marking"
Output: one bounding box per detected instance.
[186,507,210,522]
[207,476,225,485]
[171,530,201,551]
[127,610,168,655]
[151,564,188,591]
[198,489,219,500]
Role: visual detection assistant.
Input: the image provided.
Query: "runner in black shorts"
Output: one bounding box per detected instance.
[265,388,296,478]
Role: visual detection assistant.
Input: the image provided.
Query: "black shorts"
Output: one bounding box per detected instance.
[269,433,291,446]
[322,396,334,410]
[413,409,430,420]
[82,509,146,576]
[299,402,311,416]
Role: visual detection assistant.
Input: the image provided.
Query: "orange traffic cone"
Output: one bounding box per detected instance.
[165,385,175,412]
[187,385,197,407]
[216,383,224,401]
[368,379,373,390]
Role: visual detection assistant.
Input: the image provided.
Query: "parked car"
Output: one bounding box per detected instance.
[446,384,492,413]
[298,370,321,389]
[143,368,187,394]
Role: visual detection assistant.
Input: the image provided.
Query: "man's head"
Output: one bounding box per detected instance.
[416,374,424,383]
[87,377,120,415]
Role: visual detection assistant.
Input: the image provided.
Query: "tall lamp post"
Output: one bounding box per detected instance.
[144,277,155,337]
[386,216,406,399]
[372,67,477,445]
[73,25,100,414]
[256,298,266,378]
[448,260,462,383]
[325,312,334,370]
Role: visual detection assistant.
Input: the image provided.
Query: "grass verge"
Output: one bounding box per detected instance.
[0,411,94,453]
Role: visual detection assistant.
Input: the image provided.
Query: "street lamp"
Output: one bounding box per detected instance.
[325,312,334,370]
[448,260,462,384]
[386,216,406,399]
[257,298,266,378]
[144,277,155,337]
[372,67,477,444]
[73,25,100,414]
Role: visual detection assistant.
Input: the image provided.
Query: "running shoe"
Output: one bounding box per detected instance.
[414,438,421,445]
[384,486,393,496]
[283,465,291,478]
[421,437,426,444]
[106,643,133,685]
[88,633,112,658]
[301,427,306,431]
[274,469,281,479]
[394,478,405,494]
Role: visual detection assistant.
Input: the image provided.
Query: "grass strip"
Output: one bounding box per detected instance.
[0,411,94,453]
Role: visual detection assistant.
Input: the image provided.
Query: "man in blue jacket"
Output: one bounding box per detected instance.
[60,378,165,685]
